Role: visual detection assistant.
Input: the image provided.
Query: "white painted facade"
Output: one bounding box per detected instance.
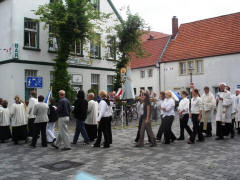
[0,0,120,103]
[160,53,240,95]
[131,66,160,96]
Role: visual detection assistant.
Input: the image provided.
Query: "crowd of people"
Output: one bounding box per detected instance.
[0,82,240,150]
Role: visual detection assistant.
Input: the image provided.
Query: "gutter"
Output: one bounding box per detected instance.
[107,0,124,24]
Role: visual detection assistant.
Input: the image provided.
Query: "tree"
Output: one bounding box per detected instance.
[35,0,107,102]
[113,11,147,91]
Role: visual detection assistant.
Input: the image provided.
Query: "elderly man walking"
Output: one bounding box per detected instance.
[52,90,71,151]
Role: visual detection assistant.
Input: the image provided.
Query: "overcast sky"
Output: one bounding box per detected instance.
[111,0,240,34]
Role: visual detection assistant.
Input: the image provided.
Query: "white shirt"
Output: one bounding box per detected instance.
[216,90,232,122]
[156,99,164,115]
[10,103,27,127]
[0,107,10,126]
[178,97,189,114]
[97,100,111,122]
[161,98,175,117]
[191,96,202,114]
[137,102,144,116]
[27,97,38,119]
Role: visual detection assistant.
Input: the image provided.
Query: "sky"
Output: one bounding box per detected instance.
[111,0,240,34]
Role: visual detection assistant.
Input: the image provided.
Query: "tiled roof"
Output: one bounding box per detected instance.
[131,36,170,69]
[141,31,169,41]
[161,12,240,62]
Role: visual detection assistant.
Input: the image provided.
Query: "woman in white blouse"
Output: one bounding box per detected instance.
[0,100,12,143]
[188,89,204,144]
[11,96,28,145]
[160,91,176,144]
[177,91,192,140]
[94,90,112,148]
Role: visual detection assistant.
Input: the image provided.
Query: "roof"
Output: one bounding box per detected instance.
[161,12,240,62]
[141,31,169,41]
[131,36,170,69]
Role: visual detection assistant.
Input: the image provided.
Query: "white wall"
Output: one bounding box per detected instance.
[160,53,240,95]
[131,66,160,96]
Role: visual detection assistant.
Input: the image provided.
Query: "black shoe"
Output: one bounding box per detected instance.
[93,144,100,147]
[29,144,36,148]
[135,144,144,147]
[71,142,77,145]
[84,140,90,145]
[51,143,59,149]
[171,137,176,143]
[164,141,170,144]
[61,147,71,151]
[206,134,212,137]
[42,145,48,147]
[215,137,224,140]
[103,145,110,148]
[177,137,184,141]
[14,141,18,145]
[25,138,29,144]
[150,143,157,147]
[231,135,234,139]
[197,139,204,142]
[1,140,5,143]
[187,140,195,144]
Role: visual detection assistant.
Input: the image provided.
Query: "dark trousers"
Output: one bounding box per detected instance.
[231,119,235,137]
[28,118,35,137]
[95,117,111,147]
[216,121,224,138]
[12,125,28,144]
[85,124,97,141]
[200,122,212,136]
[157,115,163,140]
[179,114,192,139]
[135,116,151,142]
[107,117,113,144]
[190,114,204,142]
[31,122,47,147]
[73,120,89,143]
[162,115,176,143]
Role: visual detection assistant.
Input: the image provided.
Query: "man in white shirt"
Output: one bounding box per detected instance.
[27,91,38,138]
[200,86,215,137]
[234,89,240,133]
[85,93,98,141]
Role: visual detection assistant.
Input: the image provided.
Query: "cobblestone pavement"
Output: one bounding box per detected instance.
[1,119,240,180]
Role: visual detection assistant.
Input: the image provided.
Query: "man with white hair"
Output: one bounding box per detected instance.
[215,83,233,140]
[234,89,240,133]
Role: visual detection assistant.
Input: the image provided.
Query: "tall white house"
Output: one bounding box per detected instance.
[0,0,121,103]
[160,13,240,96]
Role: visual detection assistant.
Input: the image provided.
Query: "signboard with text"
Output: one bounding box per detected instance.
[26,77,43,88]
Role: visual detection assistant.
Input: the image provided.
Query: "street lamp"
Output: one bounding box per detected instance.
[188,66,194,114]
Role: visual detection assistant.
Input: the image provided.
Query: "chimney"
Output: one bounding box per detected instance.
[172,16,178,39]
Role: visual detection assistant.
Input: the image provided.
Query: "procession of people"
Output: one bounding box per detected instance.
[1,82,240,150]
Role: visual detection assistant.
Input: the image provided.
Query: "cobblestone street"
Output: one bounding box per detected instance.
[0,119,240,180]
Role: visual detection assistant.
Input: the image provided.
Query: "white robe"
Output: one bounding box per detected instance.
[216,91,232,123]
[201,92,216,123]
[85,100,98,125]
[235,94,240,122]
[10,103,27,127]
[0,107,10,126]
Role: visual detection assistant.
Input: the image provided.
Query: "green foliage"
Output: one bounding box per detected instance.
[35,0,105,102]
[113,10,147,91]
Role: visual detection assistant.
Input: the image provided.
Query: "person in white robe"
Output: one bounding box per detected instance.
[85,93,98,141]
[234,89,240,133]
[200,86,216,137]
[0,100,12,143]
[10,96,28,144]
[215,83,233,140]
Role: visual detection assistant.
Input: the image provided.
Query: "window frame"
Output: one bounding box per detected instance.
[179,62,186,76]
[90,34,101,59]
[140,70,145,79]
[70,39,84,57]
[148,69,153,78]
[91,74,100,92]
[106,35,116,60]
[23,18,40,50]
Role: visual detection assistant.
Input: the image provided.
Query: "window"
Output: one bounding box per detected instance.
[140,70,145,78]
[107,36,116,60]
[90,0,100,11]
[48,25,58,52]
[148,69,153,77]
[24,18,39,49]
[187,61,194,75]
[25,70,37,101]
[134,88,137,95]
[196,60,203,74]
[91,74,100,93]
[107,75,114,92]
[71,39,83,56]
[90,34,101,58]
[148,87,153,95]
[72,74,83,93]
[179,62,186,75]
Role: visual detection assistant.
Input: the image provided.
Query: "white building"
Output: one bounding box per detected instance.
[130,32,169,96]
[0,0,122,103]
[160,13,240,96]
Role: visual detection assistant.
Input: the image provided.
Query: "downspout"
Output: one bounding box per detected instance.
[157,36,172,92]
